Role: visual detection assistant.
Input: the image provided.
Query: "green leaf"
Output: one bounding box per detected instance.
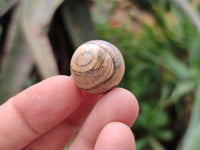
[158,84,172,107]
[156,129,173,141]
[188,36,200,68]
[159,52,190,80]
[165,81,196,106]
[136,138,148,150]
[177,84,200,150]
[181,123,200,150]
[154,110,169,128]
[148,137,166,150]
[188,83,200,127]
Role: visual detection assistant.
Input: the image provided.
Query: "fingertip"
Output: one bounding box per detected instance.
[120,88,139,124]
[68,87,139,150]
[106,88,139,126]
[94,122,135,150]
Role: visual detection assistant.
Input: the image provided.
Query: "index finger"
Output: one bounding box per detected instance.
[0,76,84,150]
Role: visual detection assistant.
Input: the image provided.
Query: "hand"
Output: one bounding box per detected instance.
[0,76,139,150]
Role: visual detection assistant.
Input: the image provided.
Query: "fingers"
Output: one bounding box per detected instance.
[24,88,138,150]
[0,75,139,150]
[0,76,83,150]
[68,88,139,150]
[94,122,135,150]
[22,119,77,150]
[22,91,101,150]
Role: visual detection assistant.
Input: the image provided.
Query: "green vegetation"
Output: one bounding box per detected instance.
[1,0,200,149]
[0,0,6,9]
[93,0,200,149]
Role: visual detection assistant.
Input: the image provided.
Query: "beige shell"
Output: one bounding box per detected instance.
[70,40,125,94]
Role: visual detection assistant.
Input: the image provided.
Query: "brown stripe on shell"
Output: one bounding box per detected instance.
[70,40,125,94]
[78,61,115,91]
[76,43,117,91]
[85,40,122,68]
[75,50,94,67]
[71,49,104,76]
[83,83,118,94]
[71,44,100,73]
[71,46,116,90]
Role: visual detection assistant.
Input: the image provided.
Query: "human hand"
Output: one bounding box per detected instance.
[0,76,139,150]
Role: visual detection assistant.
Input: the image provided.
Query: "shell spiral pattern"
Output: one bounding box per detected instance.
[70,40,125,94]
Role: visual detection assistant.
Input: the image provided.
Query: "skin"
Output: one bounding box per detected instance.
[0,76,139,150]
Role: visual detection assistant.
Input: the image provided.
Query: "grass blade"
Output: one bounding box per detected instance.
[20,0,64,78]
[0,7,33,103]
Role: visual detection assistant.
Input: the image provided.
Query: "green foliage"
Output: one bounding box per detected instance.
[96,22,172,149]
[0,0,6,9]
[97,23,161,99]
[1,0,200,149]
[95,0,200,149]
[181,84,200,150]
[135,101,173,139]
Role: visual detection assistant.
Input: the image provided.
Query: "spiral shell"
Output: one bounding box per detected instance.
[70,40,125,94]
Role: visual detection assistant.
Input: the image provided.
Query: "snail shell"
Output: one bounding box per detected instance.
[70,40,125,94]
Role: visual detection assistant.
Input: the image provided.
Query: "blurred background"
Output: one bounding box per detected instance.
[1,0,200,150]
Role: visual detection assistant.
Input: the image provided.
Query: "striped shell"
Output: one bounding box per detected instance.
[70,40,125,94]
